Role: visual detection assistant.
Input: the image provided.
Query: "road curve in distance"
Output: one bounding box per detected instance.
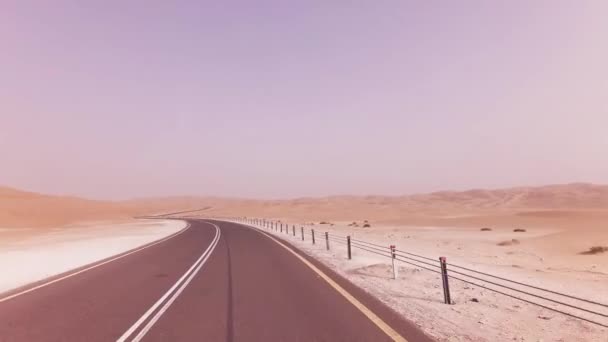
[0,219,434,341]
[142,219,434,342]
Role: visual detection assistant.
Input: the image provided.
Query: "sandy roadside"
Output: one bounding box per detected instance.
[227,218,608,342]
[0,219,187,295]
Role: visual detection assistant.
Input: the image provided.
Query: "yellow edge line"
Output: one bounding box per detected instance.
[241,222,408,342]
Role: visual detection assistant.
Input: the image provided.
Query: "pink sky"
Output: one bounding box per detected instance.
[1,1,607,199]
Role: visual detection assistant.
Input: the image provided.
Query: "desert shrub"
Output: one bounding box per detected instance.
[497,239,520,246]
[363,223,371,228]
[514,228,526,232]
[580,246,608,255]
[319,221,330,225]
[480,227,492,231]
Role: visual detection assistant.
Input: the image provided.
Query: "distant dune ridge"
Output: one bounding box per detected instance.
[0,186,130,227]
[2,183,608,228]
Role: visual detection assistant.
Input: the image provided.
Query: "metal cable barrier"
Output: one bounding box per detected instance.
[232,217,608,329]
[446,262,608,308]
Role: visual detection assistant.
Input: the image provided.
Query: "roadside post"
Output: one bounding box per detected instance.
[301,227,304,241]
[325,232,329,250]
[311,229,315,244]
[439,257,452,304]
[390,245,397,279]
[347,236,352,260]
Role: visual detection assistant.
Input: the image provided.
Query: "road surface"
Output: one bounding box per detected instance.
[0,219,434,341]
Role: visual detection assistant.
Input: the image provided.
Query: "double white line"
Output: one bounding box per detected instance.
[117,222,221,342]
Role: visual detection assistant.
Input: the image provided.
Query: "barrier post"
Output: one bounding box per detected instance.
[439,257,452,304]
[390,245,398,279]
[280,223,283,233]
[301,227,304,241]
[312,229,315,244]
[325,232,329,250]
[347,236,352,260]
[292,225,295,236]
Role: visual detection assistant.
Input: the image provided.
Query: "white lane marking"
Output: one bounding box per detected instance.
[229,220,408,342]
[0,221,191,304]
[117,222,221,342]
[130,223,221,342]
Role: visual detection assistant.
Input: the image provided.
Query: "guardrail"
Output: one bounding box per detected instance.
[219,217,608,329]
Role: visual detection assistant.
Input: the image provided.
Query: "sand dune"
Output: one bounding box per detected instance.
[2,183,607,341]
[0,186,131,227]
[0,187,214,227]
[3,183,608,229]
[174,183,608,230]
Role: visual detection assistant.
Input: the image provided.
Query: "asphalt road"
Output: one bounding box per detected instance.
[0,220,434,342]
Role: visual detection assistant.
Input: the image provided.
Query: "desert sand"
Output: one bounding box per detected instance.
[5,182,608,229]
[223,217,607,342]
[0,220,187,295]
[2,183,607,340]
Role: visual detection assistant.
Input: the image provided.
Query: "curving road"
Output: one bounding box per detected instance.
[0,220,433,342]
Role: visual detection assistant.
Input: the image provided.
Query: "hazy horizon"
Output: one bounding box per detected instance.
[4,180,608,202]
[2,2,608,200]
